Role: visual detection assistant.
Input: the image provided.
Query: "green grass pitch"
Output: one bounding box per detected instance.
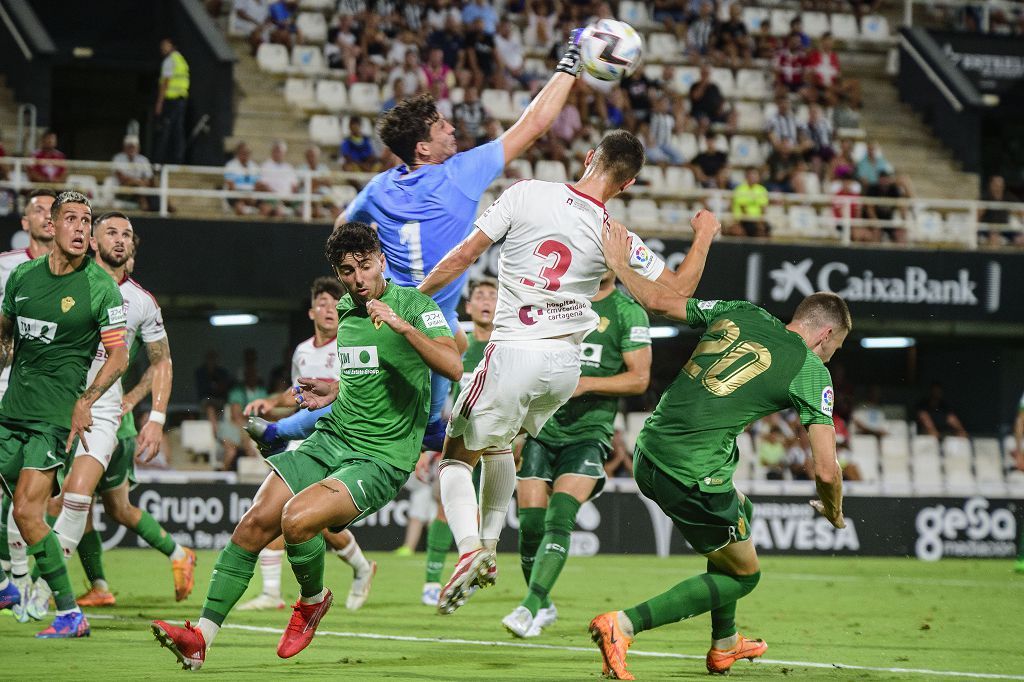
[2,549,1022,680]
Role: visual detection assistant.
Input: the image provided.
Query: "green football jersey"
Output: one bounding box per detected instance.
[638,299,834,493]
[316,281,453,473]
[451,329,489,402]
[538,289,650,446]
[0,255,125,434]
[116,336,144,439]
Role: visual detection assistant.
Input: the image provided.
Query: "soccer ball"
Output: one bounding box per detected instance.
[579,19,643,82]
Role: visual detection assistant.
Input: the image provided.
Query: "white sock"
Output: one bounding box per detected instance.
[197,617,220,646]
[438,459,482,555]
[258,548,283,598]
[0,576,8,590]
[479,449,516,550]
[1,558,10,573]
[616,611,635,638]
[300,587,327,605]
[336,535,370,576]
[7,506,28,577]
[53,492,93,558]
[55,605,80,616]
[93,578,109,591]
[169,545,186,562]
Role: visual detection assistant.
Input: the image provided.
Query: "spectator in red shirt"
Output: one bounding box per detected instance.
[421,47,455,99]
[831,167,862,231]
[773,33,806,95]
[28,129,67,184]
[803,33,861,108]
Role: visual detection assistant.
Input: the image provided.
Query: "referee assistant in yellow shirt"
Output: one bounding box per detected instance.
[154,38,189,165]
[730,168,770,238]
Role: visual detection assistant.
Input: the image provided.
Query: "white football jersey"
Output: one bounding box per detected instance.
[291,335,339,384]
[476,180,665,341]
[87,276,166,419]
[0,248,32,398]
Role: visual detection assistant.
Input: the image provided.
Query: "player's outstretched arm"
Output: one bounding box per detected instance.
[657,210,721,297]
[419,229,495,297]
[135,336,173,463]
[366,299,463,382]
[0,314,12,369]
[807,423,845,529]
[70,339,129,454]
[603,219,688,321]
[574,346,651,398]
[499,30,583,164]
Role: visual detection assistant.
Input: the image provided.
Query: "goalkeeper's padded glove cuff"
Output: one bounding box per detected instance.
[554,27,585,76]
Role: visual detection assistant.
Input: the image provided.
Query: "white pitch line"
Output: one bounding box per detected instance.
[771,572,1024,590]
[91,615,1024,680]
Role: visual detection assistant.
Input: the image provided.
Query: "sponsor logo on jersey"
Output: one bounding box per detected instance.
[597,316,610,333]
[697,300,719,310]
[629,326,650,343]
[630,243,654,270]
[820,386,834,416]
[420,310,447,329]
[519,305,543,326]
[61,296,76,313]
[17,316,57,344]
[580,342,603,367]
[108,304,128,325]
[339,346,380,374]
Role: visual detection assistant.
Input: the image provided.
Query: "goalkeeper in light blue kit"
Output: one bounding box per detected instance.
[247,30,587,452]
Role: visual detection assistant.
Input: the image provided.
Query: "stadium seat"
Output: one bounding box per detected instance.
[769,8,797,36]
[618,1,651,27]
[660,202,691,230]
[292,45,325,74]
[329,184,357,210]
[606,197,627,221]
[643,64,663,82]
[711,68,736,98]
[308,114,342,146]
[741,6,769,32]
[944,212,972,243]
[802,171,822,196]
[861,15,890,41]
[284,77,316,108]
[481,88,515,121]
[911,435,944,494]
[257,43,290,74]
[881,452,912,495]
[671,133,699,161]
[786,205,819,237]
[831,13,859,41]
[237,456,270,484]
[534,160,568,183]
[623,411,651,450]
[66,174,99,198]
[524,58,546,75]
[348,82,382,114]
[973,438,1005,490]
[736,69,770,100]
[913,209,945,243]
[506,158,533,180]
[647,33,680,62]
[180,420,218,464]
[299,0,332,9]
[315,80,347,112]
[729,135,763,166]
[638,166,665,194]
[449,87,465,105]
[942,436,975,494]
[671,67,701,95]
[296,12,328,43]
[850,435,880,483]
[511,90,532,116]
[664,165,696,192]
[628,199,660,229]
[803,12,830,38]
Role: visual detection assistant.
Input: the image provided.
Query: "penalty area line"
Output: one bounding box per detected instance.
[93,615,1024,680]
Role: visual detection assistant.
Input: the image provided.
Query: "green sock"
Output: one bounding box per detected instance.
[78,530,106,584]
[45,513,57,527]
[518,507,546,586]
[0,495,9,564]
[707,561,738,640]
[624,570,760,635]
[133,510,177,556]
[30,562,40,581]
[522,493,580,616]
[286,535,326,598]
[200,541,258,625]
[424,519,454,583]
[26,531,76,611]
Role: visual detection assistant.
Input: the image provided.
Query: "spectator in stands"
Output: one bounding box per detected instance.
[830,167,862,232]
[833,403,862,481]
[453,86,487,144]
[426,0,461,31]
[389,49,428,97]
[300,145,336,219]
[686,1,717,57]
[325,14,359,71]
[757,424,787,480]
[462,0,498,34]
[849,0,882,25]
[805,103,835,167]
[854,141,893,190]
[387,29,420,67]
[713,3,753,67]
[863,171,909,243]
[978,175,1024,247]
[154,38,190,165]
[359,14,390,67]
[196,350,233,434]
[111,134,156,212]
[428,15,464,70]
[773,33,807,94]
[421,47,456,99]
[915,383,969,439]
[754,21,779,60]
[689,63,732,136]
[852,385,889,437]
[27,129,67,184]
[231,0,270,53]
[524,0,559,53]
[645,96,684,165]
[260,139,300,217]
[219,366,268,471]
[690,134,729,189]
[549,87,583,143]
[765,138,801,192]
[789,17,811,48]
[804,33,860,108]
[622,69,659,128]
[829,137,856,180]
[832,92,862,129]
[267,0,300,47]
[340,117,380,172]
[766,96,810,154]
[224,141,271,216]
[1013,389,1024,473]
[730,167,770,237]
[463,18,498,88]
[495,19,527,87]
[382,78,407,113]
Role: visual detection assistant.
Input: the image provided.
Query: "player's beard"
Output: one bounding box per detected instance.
[99,248,129,269]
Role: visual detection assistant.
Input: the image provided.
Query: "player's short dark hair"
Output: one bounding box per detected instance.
[793,292,852,333]
[468,279,497,297]
[51,190,91,222]
[311,275,345,302]
[592,130,645,187]
[325,221,381,268]
[92,211,131,233]
[26,188,57,204]
[377,93,440,166]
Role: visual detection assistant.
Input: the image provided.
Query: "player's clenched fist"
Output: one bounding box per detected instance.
[691,209,722,240]
[367,298,411,334]
[602,218,632,273]
[292,377,339,410]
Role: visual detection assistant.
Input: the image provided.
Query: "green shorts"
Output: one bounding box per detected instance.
[518,438,609,499]
[634,447,752,555]
[267,430,409,529]
[0,421,71,497]
[98,436,138,493]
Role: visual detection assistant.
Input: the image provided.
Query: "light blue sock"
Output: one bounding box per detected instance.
[275,406,330,440]
[429,370,450,425]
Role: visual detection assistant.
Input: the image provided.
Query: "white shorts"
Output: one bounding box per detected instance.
[448,339,581,452]
[73,412,120,469]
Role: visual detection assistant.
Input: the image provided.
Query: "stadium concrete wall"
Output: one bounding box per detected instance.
[96,483,1022,561]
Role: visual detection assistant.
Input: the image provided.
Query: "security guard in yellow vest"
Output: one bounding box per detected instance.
[154,38,189,165]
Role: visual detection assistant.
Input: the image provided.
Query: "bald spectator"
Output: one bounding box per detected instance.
[261,139,300,217]
[27,129,67,184]
[111,134,156,211]
[224,141,272,216]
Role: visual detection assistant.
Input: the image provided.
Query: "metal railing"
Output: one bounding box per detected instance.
[1,156,1021,249]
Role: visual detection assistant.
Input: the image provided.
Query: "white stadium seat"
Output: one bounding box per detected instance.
[671,133,699,161]
[647,33,680,62]
[742,7,769,32]
[315,80,347,112]
[659,202,691,231]
[296,12,328,43]
[347,82,382,114]
[769,9,797,36]
[638,166,665,194]
[942,436,975,494]
[729,135,763,166]
[291,45,325,74]
[511,90,532,116]
[284,77,315,108]
[481,88,515,121]
[329,184,357,210]
[181,420,218,464]
[671,67,701,95]
[664,165,696,192]
[861,15,890,41]
[257,43,289,73]
[736,69,770,100]
[802,171,822,196]
[449,87,465,105]
[308,114,342,146]
[534,160,568,183]
[66,174,99,198]
[606,197,627,221]
[803,12,830,38]
[786,205,819,236]
[628,199,660,229]
[711,68,736,98]
[850,435,880,483]
[618,1,651,27]
[299,0,333,9]
[831,13,859,41]
[623,411,651,451]
[506,158,533,180]
[881,452,911,495]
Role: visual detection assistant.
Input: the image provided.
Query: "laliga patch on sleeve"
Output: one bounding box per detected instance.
[421,310,447,329]
[629,326,651,343]
[697,300,719,310]
[107,305,128,325]
[630,243,654,269]
[820,386,835,417]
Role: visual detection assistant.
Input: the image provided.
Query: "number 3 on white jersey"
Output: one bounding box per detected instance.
[520,239,572,292]
[400,221,425,281]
